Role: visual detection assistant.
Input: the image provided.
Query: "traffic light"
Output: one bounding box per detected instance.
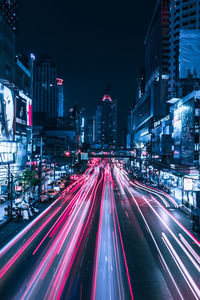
[65,151,70,157]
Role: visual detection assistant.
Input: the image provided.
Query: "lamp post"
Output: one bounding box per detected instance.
[37,136,43,201]
[29,53,35,168]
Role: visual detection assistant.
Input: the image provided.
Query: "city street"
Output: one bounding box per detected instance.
[0,160,200,299]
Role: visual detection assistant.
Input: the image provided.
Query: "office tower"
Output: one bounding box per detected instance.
[169,0,200,99]
[95,93,117,148]
[144,0,170,117]
[132,0,170,147]
[0,0,17,82]
[56,78,64,117]
[33,54,57,124]
[136,68,145,102]
[0,0,18,33]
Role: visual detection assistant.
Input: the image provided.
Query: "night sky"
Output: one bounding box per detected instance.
[18,0,156,129]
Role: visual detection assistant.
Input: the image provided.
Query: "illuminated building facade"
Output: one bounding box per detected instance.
[0,1,33,193]
[132,0,170,148]
[33,54,57,125]
[57,78,64,117]
[0,0,18,33]
[0,0,17,83]
[95,94,117,148]
[168,0,200,99]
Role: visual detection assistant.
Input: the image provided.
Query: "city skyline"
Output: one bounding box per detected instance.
[18,0,156,128]
[1,1,200,299]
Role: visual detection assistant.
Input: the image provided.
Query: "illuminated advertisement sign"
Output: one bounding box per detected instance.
[0,153,14,164]
[181,101,194,165]
[81,152,88,161]
[173,108,182,160]
[183,177,193,191]
[0,84,14,141]
[16,96,27,134]
[0,142,17,164]
[179,29,200,79]
[19,91,32,127]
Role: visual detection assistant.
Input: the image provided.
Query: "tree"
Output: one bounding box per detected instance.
[19,169,41,193]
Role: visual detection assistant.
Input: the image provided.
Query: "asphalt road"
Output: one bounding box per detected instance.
[0,159,200,300]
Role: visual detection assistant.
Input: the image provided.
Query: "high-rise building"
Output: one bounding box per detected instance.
[33,54,57,125]
[0,0,17,83]
[136,68,145,102]
[144,0,170,116]
[168,0,200,99]
[56,78,64,117]
[0,0,18,33]
[95,94,117,148]
[132,0,170,147]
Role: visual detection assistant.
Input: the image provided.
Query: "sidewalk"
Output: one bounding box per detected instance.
[0,176,70,248]
[0,200,10,227]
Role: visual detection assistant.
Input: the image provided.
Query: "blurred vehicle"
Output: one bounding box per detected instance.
[54,185,60,192]
[47,189,58,199]
[70,175,79,181]
[0,195,7,203]
[40,194,48,202]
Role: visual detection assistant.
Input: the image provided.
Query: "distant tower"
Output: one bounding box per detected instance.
[95,91,117,148]
[33,54,57,124]
[56,78,64,117]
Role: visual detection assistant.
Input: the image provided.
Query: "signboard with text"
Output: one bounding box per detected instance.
[0,84,15,141]
[183,178,193,191]
[16,96,27,134]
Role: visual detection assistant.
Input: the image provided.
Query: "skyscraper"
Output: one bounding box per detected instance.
[0,0,18,33]
[56,78,64,117]
[95,93,117,148]
[144,0,170,117]
[168,0,200,99]
[132,0,170,146]
[0,0,17,82]
[33,54,57,125]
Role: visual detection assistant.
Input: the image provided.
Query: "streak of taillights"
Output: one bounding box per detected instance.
[133,180,178,208]
[0,176,86,258]
[141,196,200,274]
[143,195,200,248]
[179,234,200,265]
[123,181,184,300]
[162,233,200,300]
[91,173,106,300]
[21,177,96,299]
[20,171,102,300]
[0,205,61,279]
[110,176,134,300]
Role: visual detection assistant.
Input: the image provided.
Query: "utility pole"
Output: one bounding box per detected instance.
[7,163,11,216]
[38,136,43,201]
[53,158,56,181]
[29,53,35,169]
[7,163,13,216]
[10,173,13,214]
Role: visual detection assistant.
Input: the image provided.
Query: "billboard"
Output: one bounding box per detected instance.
[183,178,193,191]
[0,84,15,141]
[0,141,17,164]
[173,108,182,160]
[179,29,200,79]
[16,96,27,134]
[19,91,32,127]
[181,100,194,165]
[81,152,88,161]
